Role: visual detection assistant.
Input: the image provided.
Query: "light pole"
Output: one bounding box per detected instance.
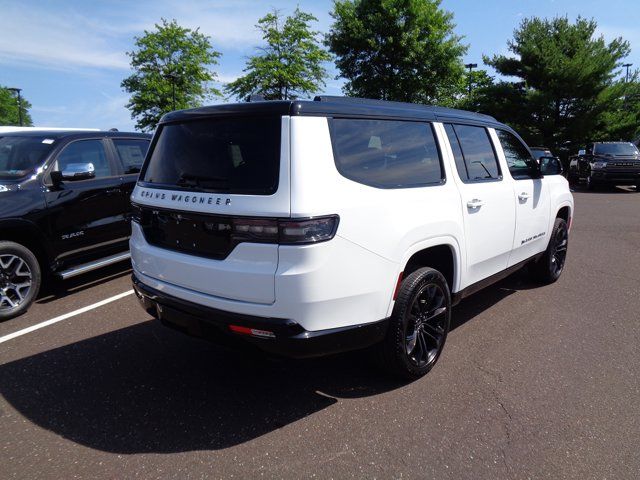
[7,87,23,126]
[464,63,478,95]
[623,63,633,82]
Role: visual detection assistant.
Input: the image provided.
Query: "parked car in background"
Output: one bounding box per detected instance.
[0,130,151,319]
[568,141,640,190]
[530,146,554,161]
[130,96,573,380]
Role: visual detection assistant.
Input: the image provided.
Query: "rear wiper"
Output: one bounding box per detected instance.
[177,173,228,188]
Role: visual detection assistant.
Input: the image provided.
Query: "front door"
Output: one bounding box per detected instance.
[44,138,128,265]
[493,129,551,266]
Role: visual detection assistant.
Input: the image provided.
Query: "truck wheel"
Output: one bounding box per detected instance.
[0,241,41,321]
[378,267,451,380]
[531,218,568,285]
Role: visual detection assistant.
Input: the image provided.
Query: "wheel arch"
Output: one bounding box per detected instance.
[0,220,52,273]
[388,237,462,318]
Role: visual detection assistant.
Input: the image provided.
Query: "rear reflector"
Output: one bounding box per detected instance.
[393,272,404,300]
[229,324,276,338]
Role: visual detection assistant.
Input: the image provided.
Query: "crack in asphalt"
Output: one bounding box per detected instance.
[473,361,514,473]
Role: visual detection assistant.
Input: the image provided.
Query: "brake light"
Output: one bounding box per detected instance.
[232,215,339,245]
[279,216,339,244]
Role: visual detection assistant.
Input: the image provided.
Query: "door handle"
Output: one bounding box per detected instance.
[467,198,484,209]
[105,188,121,195]
[518,192,531,201]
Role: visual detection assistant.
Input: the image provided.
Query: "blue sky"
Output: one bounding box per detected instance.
[1,0,638,131]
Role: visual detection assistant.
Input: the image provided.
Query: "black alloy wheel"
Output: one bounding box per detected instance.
[532,218,569,284]
[379,267,451,380]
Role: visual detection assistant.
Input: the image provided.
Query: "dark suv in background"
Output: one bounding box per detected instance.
[0,130,151,319]
[568,141,640,190]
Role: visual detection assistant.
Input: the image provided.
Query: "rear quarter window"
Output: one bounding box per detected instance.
[329,118,444,189]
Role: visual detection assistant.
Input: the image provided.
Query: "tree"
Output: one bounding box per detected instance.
[327,0,468,105]
[122,19,222,132]
[226,8,331,101]
[455,69,494,110]
[0,87,33,126]
[599,73,640,141]
[478,16,630,157]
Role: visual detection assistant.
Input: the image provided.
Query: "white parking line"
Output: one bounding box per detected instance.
[0,290,134,345]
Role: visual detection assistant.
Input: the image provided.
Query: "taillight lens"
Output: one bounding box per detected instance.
[232,215,339,244]
[279,216,339,244]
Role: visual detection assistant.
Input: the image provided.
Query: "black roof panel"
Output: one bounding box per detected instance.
[0,130,150,140]
[159,96,503,127]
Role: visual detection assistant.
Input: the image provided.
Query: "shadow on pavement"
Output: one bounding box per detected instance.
[36,261,132,305]
[0,269,535,453]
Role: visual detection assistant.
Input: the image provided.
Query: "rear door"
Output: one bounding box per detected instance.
[493,129,551,266]
[443,123,516,287]
[45,138,128,264]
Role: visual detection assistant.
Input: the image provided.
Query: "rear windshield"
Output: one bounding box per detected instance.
[141,117,281,195]
[593,143,639,156]
[0,135,56,179]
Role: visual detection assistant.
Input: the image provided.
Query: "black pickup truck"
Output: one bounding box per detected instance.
[568,141,640,190]
[0,130,151,319]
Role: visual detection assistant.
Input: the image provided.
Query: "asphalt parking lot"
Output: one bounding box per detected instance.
[1,187,639,479]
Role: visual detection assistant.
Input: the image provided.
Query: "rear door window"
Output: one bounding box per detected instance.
[113,138,150,174]
[141,117,281,195]
[330,118,443,188]
[444,124,501,182]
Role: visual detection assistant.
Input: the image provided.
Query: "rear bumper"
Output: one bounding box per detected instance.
[132,274,388,358]
[590,171,640,184]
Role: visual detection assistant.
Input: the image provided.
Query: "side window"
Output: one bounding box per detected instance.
[445,124,501,182]
[113,139,150,174]
[495,129,538,180]
[56,139,112,178]
[330,118,443,189]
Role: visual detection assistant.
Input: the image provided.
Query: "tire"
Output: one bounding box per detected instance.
[531,218,568,285]
[0,241,41,321]
[378,267,451,380]
[586,174,597,191]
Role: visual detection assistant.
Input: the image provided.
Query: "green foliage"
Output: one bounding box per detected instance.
[455,69,494,110]
[327,0,468,105]
[599,73,640,141]
[477,16,631,156]
[0,87,33,126]
[121,19,222,132]
[226,8,331,101]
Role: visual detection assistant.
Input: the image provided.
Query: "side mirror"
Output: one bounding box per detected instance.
[540,156,563,175]
[60,162,95,181]
[578,149,586,156]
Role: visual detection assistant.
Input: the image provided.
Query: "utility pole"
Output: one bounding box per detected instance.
[464,63,478,96]
[623,63,633,82]
[7,87,23,126]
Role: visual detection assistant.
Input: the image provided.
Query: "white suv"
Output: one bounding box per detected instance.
[130,96,573,379]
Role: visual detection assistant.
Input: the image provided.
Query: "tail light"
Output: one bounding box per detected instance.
[232,215,339,245]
